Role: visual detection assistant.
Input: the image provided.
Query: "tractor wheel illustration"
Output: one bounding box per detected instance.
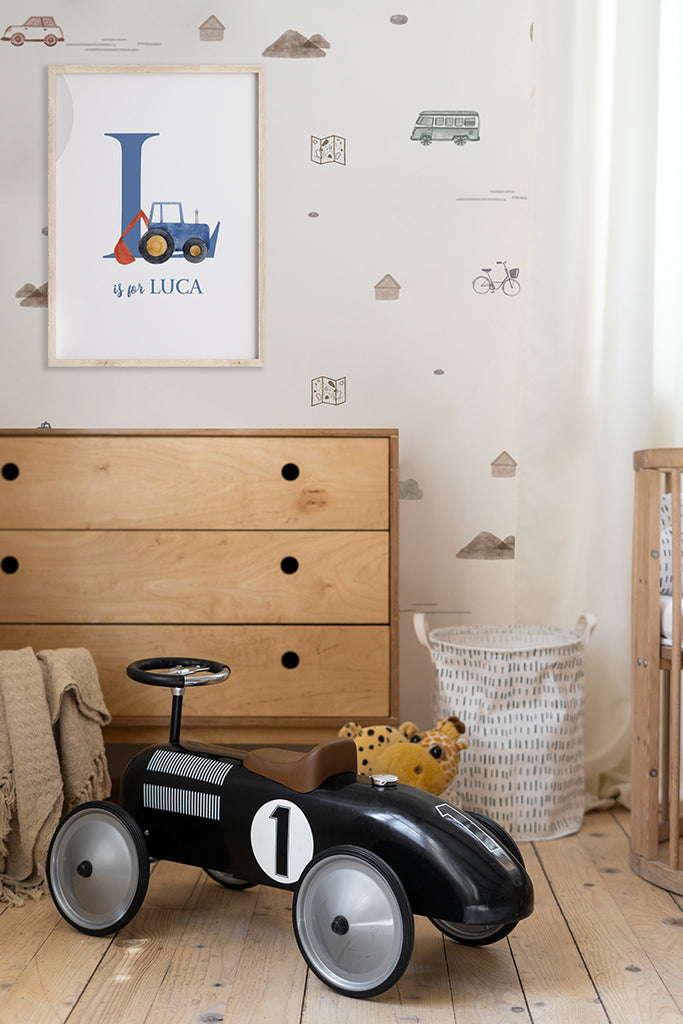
[10,33,25,45]
[139,228,174,264]
[183,238,208,264]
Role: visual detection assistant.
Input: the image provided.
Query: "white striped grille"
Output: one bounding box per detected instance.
[143,783,221,820]
[146,748,233,786]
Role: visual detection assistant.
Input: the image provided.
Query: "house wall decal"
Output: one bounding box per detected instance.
[199,15,225,41]
[491,451,518,477]
[374,274,401,300]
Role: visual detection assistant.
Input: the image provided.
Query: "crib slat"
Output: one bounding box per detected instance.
[631,466,662,861]
[669,472,681,872]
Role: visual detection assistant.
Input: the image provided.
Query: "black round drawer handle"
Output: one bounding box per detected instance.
[1,463,19,481]
[1,556,19,575]
[280,556,299,575]
[281,462,300,481]
[281,651,300,670]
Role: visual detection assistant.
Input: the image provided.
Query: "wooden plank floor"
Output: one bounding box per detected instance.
[0,807,681,1024]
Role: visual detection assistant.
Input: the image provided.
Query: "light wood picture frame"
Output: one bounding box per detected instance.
[48,65,264,366]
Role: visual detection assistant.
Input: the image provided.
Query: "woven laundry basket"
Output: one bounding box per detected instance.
[414,614,596,840]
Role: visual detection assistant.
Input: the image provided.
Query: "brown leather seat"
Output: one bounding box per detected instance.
[242,738,357,794]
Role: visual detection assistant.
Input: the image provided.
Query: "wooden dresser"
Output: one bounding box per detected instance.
[0,429,398,746]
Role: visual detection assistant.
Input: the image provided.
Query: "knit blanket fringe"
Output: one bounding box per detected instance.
[0,647,111,905]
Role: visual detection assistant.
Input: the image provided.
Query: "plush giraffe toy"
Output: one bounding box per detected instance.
[338,716,467,795]
[372,716,468,794]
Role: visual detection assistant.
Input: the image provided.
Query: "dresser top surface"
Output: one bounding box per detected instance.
[0,428,398,438]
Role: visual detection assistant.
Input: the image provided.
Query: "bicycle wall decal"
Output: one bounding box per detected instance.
[472,261,521,296]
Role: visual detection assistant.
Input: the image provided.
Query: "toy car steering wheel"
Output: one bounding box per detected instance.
[126,657,230,688]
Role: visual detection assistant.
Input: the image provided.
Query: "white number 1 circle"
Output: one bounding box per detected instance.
[250,799,314,884]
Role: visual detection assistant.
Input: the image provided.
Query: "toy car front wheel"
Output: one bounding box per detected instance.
[292,845,414,999]
[10,33,25,45]
[47,801,149,936]
[44,34,58,46]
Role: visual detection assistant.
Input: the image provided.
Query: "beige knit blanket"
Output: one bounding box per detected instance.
[0,647,111,904]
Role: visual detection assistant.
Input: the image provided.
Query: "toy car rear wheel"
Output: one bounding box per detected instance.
[292,845,414,999]
[47,801,149,936]
[204,868,256,891]
[430,916,517,946]
[139,228,174,264]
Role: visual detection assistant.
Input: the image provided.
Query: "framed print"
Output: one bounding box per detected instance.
[48,66,264,366]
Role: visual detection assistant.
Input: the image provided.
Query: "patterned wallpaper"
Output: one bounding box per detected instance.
[0,0,534,725]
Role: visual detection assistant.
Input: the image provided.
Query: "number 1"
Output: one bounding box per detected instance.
[270,805,290,877]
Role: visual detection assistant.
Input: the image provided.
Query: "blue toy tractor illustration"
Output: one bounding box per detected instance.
[137,202,220,264]
[113,202,220,266]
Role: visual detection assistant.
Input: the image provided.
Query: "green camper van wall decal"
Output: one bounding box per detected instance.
[410,111,480,146]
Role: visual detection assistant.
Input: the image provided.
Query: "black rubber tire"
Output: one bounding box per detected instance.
[47,801,149,936]
[293,845,414,998]
[204,868,256,891]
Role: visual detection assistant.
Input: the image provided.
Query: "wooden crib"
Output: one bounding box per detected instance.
[631,449,683,894]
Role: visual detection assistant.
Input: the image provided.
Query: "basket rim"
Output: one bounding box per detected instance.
[427,624,584,654]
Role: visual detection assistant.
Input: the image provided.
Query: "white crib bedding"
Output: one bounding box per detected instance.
[659,493,683,643]
[660,492,683,596]
[660,595,683,645]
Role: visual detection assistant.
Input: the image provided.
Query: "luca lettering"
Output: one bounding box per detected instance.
[150,278,203,295]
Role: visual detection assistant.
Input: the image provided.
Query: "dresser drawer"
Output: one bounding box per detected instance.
[0,623,391,722]
[0,530,389,624]
[0,435,389,530]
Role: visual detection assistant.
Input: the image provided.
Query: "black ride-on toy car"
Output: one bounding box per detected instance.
[46,657,534,999]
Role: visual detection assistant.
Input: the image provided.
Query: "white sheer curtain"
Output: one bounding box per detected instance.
[515,0,682,786]
[653,0,683,442]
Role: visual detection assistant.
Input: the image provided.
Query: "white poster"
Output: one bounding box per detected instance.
[48,66,264,365]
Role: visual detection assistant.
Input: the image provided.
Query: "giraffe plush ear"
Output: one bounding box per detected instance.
[436,716,467,741]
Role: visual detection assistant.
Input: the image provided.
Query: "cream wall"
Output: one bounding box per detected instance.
[0,0,533,727]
